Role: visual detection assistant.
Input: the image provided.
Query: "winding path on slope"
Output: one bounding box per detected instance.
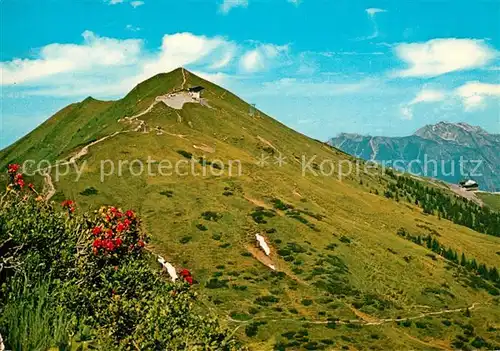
[42,79,197,201]
[181,67,187,90]
[42,132,127,201]
[227,302,481,327]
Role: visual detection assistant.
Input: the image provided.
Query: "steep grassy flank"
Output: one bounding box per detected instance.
[477,193,500,212]
[1,98,113,165]
[2,68,500,350]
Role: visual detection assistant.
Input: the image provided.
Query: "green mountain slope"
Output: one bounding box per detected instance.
[1,68,499,350]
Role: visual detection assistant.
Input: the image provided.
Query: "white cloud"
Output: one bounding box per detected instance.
[401,82,500,119]
[360,8,387,40]
[241,50,263,72]
[0,31,142,85]
[409,89,446,105]
[401,88,446,120]
[130,1,144,8]
[455,81,500,110]
[108,0,124,4]
[219,0,248,14]
[240,44,288,72]
[288,0,301,6]
[0,31,241,98]
[393,38,497,78]
[366,8,386,16]
[210,49,235,69]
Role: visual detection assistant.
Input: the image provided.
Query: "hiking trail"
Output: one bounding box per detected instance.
[227,302,481,327]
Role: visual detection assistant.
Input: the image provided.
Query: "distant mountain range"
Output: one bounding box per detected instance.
[328,122,500,191]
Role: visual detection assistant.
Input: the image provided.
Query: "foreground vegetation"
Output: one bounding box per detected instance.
[0,166,239,350]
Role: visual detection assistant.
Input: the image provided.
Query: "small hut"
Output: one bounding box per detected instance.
[188,86,204,100]
[459,179,479,191]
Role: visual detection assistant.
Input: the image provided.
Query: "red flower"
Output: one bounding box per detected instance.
[114,237,123,247]
[28,183,35,190]
[123,218,131,228]
[137,239,145,248]
[92,226,102,236]
[92,239,102,248]
[105,229,114,239]
[13,173,25,188]
[8,164,20,174]
[179,269,191,277]
[61,200,75,212]
[61,200,73,207]
[104,239,115,251]
[116,222,125,232]
[185,276,193,285]
[126,210,135,219]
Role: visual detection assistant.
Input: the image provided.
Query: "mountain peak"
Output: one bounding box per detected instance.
[414,121,489,142]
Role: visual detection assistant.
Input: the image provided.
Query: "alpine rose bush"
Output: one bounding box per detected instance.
[91,206,145,259]
[0,165,241,350]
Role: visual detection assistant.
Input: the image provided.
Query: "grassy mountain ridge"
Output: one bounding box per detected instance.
[2,68,500,350]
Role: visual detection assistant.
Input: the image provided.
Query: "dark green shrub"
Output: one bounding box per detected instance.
[205,278,229,289]
[245,322,259,337]
[250,207,276,224]
[159,190,174,197]
[179,236,192,244]
[248,307,259,315]
[442,320,452,326]
[339,236,351,244]
[201,211,222,221]
[177,150,193,159]
[232,285,248,291]
[196,223,208,231]
[80,187,98,196]
[415,321,427,329]
[272,198,294,211]
[255,295,280,306]
[325,243,337,251]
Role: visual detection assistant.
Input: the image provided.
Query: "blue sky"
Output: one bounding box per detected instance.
[1,0,499,148]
